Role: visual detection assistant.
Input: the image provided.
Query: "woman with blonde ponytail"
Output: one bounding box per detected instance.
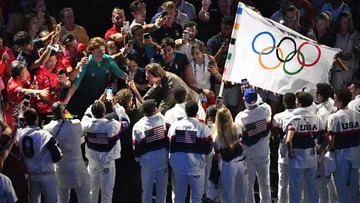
[214,107,247,203]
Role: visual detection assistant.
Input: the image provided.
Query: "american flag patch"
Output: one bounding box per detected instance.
[145,126,165,143]
[87,132,109,144]
[245,119,268,137]
[175,130,197,144]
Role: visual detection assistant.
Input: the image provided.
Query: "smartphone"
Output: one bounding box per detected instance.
[106,88,113,101]
[24,94,31,107]
[143,33,150,39]
[204,0,211,4]
[183,31,189,40]
[58,69,64,75]
[208,60,215,66]
[216,96,224,108]
[161,11,168,17]
[123,21,130,31]
[128,40,137,47]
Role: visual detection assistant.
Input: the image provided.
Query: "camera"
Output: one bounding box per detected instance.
[106,88,113,101]
[57,69,64,75]
[216,96,224,109]
[143,33,150,39]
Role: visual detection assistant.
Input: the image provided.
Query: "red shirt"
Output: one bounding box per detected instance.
[5,78,30,128]
[0,46,15,80]
[34,66,62,113]
[105,25,124,47]
[60,43,86,72]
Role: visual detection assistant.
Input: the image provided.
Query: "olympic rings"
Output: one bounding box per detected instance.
[251,32,322,75]
[283,50,305,75]
[297,42,321,67]
[276,37,297,63]
[259,46,284,70]
[252,31,276,55]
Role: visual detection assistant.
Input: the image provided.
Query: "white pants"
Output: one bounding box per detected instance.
[221,159,247,203]
[245,156,271,203]
[57,176,90,203]
[278,163,289,203]
[29,173,58,203]
[88,160,115,203]
[173,172,205,203]
[289,167,318,203]
[141,168,168,203]
[334,161,359,203]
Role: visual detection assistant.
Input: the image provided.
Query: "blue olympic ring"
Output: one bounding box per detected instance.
[251,31,276,55]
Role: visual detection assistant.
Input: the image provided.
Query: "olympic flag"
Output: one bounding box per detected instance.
[223,2,341,95]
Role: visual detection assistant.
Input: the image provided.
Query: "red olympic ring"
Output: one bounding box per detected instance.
[297,42,321,67]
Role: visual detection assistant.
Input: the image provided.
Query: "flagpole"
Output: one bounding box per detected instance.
[218,2,244,98]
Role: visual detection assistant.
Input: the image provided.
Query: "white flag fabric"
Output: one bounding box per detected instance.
[223,2,341,95]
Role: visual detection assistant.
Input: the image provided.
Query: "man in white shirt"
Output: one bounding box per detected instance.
[43,102,90,203]
[157,0,196,21]
[348,80,360,112]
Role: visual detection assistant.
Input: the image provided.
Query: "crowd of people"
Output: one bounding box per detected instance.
[0,0,359,202]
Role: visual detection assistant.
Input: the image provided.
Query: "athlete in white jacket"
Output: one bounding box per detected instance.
[81,100,130,203]
[132,100,168,203]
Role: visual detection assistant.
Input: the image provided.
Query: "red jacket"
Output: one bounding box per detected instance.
[0,46,15,81]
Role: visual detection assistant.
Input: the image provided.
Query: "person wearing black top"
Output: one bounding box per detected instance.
[106,88,143,203]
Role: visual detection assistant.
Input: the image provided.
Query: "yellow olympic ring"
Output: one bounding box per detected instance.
[258,46,284,70]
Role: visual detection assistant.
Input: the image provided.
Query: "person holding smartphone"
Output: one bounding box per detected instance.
[184,42,222,109]
[34,49,69,126]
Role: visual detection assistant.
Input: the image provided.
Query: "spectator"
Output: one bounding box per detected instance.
[0,120,19,203]
[129,1,166,33]
[151,37,188,78]
[214,107,247,203]
[129,63,199,115]
[332,11,359,90]
[126,55,150,96]
[43,102,90,203]
[81,99,130,203]
[129,25,159,69]
[104,89,143,203]
[132,100,169,203]
[0,36,15,82]
[63,37,128,117]
[294,0,315,28]
[59,7,89,45]
[34,49,68,125]
[167,100,213,202]
[6,61,49,128]
[307,12,336,47]
[13,31,58,72]
[17,108,62,203]
[6,0,33,44]
[151,1,189,28]
[207,16,240,117]
[157,0,196,21]
[60,33,88,81]
[198,0,235,42]
[270,0,295,23]
[321,0,352,23]
[105,7,127,48]
[21,13,39,39]
[348,80,360,111]
[30,0,56,32]
[184,42,222,108]
[150,2,183,43]
[283,6,302,33]
[175,21,205,61]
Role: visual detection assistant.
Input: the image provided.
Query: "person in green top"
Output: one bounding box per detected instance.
[63,37,128,112]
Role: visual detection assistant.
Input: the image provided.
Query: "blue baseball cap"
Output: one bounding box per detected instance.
[244,88,258,105]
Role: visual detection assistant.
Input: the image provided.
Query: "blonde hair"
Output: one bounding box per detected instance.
[161,1,176,10]
[112,7,124,17]
[214,108,239,148]
[87,37,105,52]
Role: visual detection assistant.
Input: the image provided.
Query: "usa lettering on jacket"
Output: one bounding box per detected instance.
[299,124,318,131]
[341,121,360,130]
